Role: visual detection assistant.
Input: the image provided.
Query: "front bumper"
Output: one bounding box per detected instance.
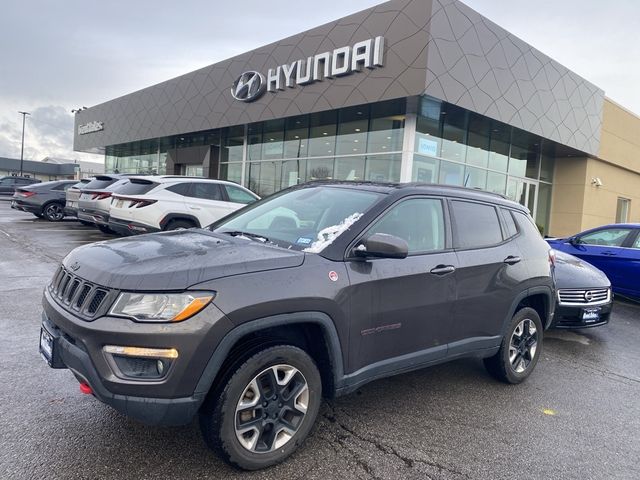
[41,288,233,425]
[109,217,161,236]
[551,301,613,329]
[78,208,109,226]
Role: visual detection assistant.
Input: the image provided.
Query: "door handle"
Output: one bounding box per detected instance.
[430,265,456,275]
[601,251,617,256]
[188,205,201,210]
[504,255,522,265]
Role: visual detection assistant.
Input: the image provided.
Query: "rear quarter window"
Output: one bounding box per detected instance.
[224,185,258,204]
[166,183,192,196]
[451,200,503,249]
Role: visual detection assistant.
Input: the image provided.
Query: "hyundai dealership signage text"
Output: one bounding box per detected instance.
[78,121,104,135]
[231,36,385,102]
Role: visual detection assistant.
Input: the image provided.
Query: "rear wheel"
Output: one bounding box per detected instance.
[97,224,113,234]
[165,219,195,231]
[32,213,43,218]
[484,307,543,384]
[42,203,64,222]
[79,220,93,226]
[199,345,322,470]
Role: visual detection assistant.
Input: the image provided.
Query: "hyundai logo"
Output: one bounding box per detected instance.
[231,71,266,102]
[584,290,594,302]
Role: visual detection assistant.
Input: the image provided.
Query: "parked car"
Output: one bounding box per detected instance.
[64,178,91,220]
[40,182,555,470]
[108,176,259,235]
[0,175,40,195]
[552,250,612,328]
[77,175,129,233]
[547,223,640,299]
[11,180,78,221]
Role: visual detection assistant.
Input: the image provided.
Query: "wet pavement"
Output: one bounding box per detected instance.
[0,199,638,480]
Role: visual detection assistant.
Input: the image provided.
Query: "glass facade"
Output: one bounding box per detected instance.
[103,95,561,234]
[413,96,554,234]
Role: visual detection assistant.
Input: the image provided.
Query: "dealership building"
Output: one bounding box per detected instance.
[73,0,640,237]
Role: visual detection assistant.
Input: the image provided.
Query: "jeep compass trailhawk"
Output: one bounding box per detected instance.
[40,182,555,470]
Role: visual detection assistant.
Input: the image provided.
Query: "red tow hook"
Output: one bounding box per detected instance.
[79,382,93,395]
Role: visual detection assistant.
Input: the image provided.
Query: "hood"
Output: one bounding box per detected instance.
[553,250,610,289]
[62,229,305,291]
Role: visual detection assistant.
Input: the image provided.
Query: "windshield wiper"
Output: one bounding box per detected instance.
[222,230,269,243]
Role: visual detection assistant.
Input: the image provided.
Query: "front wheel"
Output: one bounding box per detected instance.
[42,203,65,222]
[199,345,322,470]
[484,307,543,384]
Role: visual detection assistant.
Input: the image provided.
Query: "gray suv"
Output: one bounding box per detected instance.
[12,180,77,220]
[40,182,555,470]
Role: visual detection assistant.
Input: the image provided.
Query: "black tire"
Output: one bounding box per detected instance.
[32,213,43,218]
[79,220,93,226]
[42,203,65,222]
[484,307,543,384]
[97,224,113,234]
[165,219,195,231]
[200,345,322,470]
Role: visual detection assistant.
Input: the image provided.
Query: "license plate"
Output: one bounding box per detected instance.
[116,199,124,208]
[582,308,601,322]
[40,328,54,366]
[69,201,77,208]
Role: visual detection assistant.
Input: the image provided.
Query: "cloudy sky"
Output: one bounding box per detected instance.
[1,0,638,164]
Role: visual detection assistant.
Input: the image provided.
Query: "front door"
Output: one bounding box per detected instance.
[345,197,457,373]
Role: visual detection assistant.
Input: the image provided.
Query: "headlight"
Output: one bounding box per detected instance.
[109,291,215,322]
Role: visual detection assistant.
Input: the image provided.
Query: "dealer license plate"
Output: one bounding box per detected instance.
[40,328,54,366]
[582,308,601,323]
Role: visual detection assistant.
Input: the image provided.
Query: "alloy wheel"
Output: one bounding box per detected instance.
[509,319,538,373]
[234,364,309,453]
[45,204,64,221]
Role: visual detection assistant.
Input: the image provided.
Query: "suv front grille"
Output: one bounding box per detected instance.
[49,266,114,319]
[558,288,610,306]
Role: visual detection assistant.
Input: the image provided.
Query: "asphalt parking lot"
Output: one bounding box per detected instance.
[0,198,638,480]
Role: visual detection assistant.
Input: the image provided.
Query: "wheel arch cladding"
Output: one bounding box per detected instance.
[160,213,201,229]
[194,312,345,403]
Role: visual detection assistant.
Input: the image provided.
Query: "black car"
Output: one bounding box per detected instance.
[11,180,78,221]
[39,182,555,470]
[0,175,40,195]
[552,250,613,328]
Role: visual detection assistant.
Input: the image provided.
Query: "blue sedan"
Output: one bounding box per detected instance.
[547,223,640,299]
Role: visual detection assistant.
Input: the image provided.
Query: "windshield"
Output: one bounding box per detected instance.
[212,186,382,252]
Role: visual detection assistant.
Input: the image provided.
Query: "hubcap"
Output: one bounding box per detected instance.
[46,204,63,220]
[234,364,309,453]
[509,319,538,374]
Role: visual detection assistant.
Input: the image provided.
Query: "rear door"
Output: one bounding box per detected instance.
[184,182,240,225]
[345,196,456,371]
[447,200,527,352]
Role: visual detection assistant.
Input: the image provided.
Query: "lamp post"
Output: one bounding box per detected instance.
[18,111,30,176]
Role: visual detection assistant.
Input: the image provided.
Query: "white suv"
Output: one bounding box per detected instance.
[107,176,259,235]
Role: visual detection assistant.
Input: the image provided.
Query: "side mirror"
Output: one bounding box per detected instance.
[354,233,409,259]
[568,236,579,245]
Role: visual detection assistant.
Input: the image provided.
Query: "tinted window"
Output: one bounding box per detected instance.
[52,183,73,191]
[577,228,632,247]
[367,198,445,253]
[501,208,518,239]
[451,200,502,249]
[106,179,131,192]
[83,177,118,189]
[633,233,640,249]
[0,178,15,185]
[225,185,258,204]
[166,183,191,196]
[513,211,543,239]
[114,180,158,195]
[189,183,223,201]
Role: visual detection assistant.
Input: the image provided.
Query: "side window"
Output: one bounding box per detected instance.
[52,183,69,191]
[224,185,257,204]
[501,208,518,239]
[189,183,223,201]
[513,211,543,239]
[577,228,632,247]
[633,233,640,249]
[366,198,445,253]
[451,200,502,249]
[166,183,191,196]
